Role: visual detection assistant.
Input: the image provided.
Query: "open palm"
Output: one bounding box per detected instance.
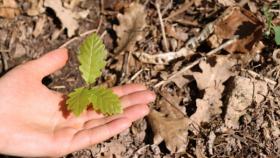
[0,49,155,157]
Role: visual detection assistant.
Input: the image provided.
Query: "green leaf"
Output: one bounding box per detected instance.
[273,26,280,45]
[66,87,91,116]
[90,87,122,115]
[78,33,107,84]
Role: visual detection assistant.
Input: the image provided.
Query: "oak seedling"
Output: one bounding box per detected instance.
[66,33,122,116]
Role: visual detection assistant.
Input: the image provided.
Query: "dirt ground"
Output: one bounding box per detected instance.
[0,0,280,157]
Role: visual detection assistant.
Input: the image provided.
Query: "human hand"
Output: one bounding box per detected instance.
[0,48,155,157]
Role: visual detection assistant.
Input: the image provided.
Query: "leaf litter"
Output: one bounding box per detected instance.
[114,2,147,53]
[191,56,236,128]
[147,99,190,153]
[224,76,268,129]
[0,0,20,19]
[1,0,280,157]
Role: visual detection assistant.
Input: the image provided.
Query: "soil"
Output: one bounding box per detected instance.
[0,0,280,157]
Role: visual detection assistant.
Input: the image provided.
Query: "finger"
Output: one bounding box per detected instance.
[19,48,68,79]
[69,118,131,152]
[120,90,155,108]
[83,104,149,129]
[112,84,147,97]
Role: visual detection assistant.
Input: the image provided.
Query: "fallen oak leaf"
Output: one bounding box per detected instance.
[190,56,236,127]
[148,110,189,153]
[273,49,280,64]
[44,0,79,37]
[190,88,223,126]
[33,15,47,37]
[0,7,20,18]
[63,0,83,10]
[217,0,236,6]
[224,76,268,129]
[193,56,235,90]
[147,100,190,153]
[114,3,146,53]
[191,99,211,125]
[2,0,17,8]
[195,139,208,158]
[210,6,263,64]
[26,0,45,16]
[0,0,20,19]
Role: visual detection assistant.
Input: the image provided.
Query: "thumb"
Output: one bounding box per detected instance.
[19,48,68,79]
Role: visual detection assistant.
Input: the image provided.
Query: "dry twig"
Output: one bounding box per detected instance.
[59,29,97,48]
[155,2,169,51]
[242,69,277,86]
[162,0,173,16]
[128,69,144,83]
[166,0,194,20]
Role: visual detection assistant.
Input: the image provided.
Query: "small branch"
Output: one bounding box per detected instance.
[207,35,239,56]
[100,0,105,14]
[0,49,9,53]
[166,0,194,20]
[155,2,169,51]
[242,69,277,86]
[128,69,144,83]
[59,29,97,48]
[155,36,239,88]
[155,59,200,88]
[161,0,173,16]
[173,19,198,27]
[100,30,107,39]
[238,0,249,7]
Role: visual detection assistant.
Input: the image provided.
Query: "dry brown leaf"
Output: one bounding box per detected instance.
[224,76,268,129]
[63,0,83,10]
[12,43,26,58]
[210,6,263,63]
[190,56,236,126]
[190,99,212,124]
[0,0,20,18]
[114,3,146,53]
[44,0,79,37]
[217,0,236,6]
[191,88,223,125]
[172,73,192,88]
[101,142,126,158]
[193,56,235,90]
[0,7,19,18]
[3,0,17,8]
[147,100,190,153]
[273,49,280,65]
[194,0,202,7]
[27,0,45,16]
[33,15,46,37]
[195,139,207,158]
[166,24,189,41]
[247,1,258,13]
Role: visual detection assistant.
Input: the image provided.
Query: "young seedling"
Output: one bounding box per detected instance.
[66,33,122,116]
[263,5,280,45]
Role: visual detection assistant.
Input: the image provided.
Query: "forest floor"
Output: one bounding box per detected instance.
[0,0,280,157]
